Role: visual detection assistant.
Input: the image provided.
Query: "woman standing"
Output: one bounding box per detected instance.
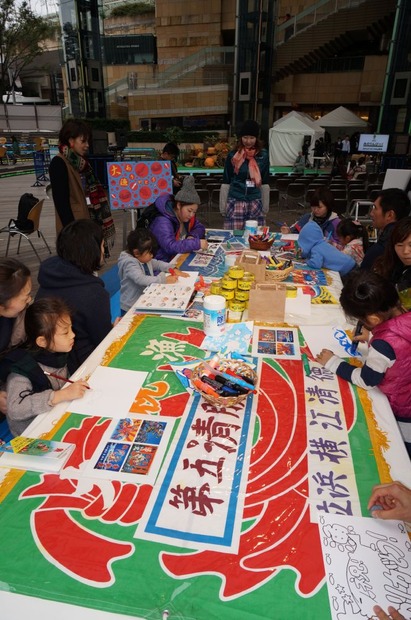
[49,119,115,256]
[220,120,269,230]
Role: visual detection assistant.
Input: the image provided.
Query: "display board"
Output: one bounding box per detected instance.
[106,160,173,210]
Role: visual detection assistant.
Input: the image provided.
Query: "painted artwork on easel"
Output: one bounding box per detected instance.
[106,161,173,210]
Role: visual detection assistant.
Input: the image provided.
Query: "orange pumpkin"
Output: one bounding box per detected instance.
[204,157,215,167]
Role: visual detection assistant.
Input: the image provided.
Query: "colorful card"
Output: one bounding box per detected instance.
[201,321,253,355]
[251,327,301,359]
[80,415,172,483]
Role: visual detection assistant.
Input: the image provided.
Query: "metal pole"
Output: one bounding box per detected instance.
[232,0,240,132]
[377,0,402,132]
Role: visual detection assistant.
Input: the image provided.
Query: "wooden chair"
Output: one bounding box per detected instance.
[1,199,52,262]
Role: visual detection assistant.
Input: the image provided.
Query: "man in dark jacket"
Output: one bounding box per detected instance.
[361,188,410,271]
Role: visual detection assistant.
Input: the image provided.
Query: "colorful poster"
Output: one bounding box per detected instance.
[106,160,172,210]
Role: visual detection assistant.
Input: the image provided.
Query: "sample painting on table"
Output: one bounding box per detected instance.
[319,513,411,620]
[107,160,172,210]
[202,321,253,355]
[82,415,172,483]
[134,282,195,315]
[252,326,301,359]
[285,268,329,285]
[302,285,338,305]
[189,242,222,267]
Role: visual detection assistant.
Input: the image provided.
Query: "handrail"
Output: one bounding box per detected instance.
[105,46,234,95]
[275,0,367,45]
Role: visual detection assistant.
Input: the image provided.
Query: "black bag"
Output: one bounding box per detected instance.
[10,193,38,232]
[135,203,160,229]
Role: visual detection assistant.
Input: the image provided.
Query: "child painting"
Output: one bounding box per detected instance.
[316,270,411,456]
[118,228,189,315]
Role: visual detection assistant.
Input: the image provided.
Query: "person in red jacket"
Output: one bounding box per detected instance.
[316,270,411,455]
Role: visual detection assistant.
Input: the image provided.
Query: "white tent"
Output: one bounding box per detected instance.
[269,111,324,166]
[314,106,368,129]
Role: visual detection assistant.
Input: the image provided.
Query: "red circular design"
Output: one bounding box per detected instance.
[151,162,162,175]
[139,186,152,200]
[157,178,168,190]
[135,163,149,178]
[119,189,132,202]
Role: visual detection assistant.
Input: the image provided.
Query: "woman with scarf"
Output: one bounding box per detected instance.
[220,120,270,230]
[281,186,341,246]
[49,119,115,256]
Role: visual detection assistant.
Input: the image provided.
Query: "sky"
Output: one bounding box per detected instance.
[26,0,59,16]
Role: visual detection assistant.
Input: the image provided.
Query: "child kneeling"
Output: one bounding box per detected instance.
[6,298,89,436]
[316,270,411,456]
[298,221,355,276]
[118,228,188,315]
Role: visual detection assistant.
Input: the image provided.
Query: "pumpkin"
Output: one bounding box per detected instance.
[204,157,215,167]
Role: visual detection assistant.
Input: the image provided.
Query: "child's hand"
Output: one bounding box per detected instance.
[165,275,178,284]
[174,269,189,278]
[315,349,334,365]
[0,390,7,415]
[52,380,89,405]
[200,239,209,251]
[352,326,370,343]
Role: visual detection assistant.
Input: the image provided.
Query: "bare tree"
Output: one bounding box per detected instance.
[0,0,56,100]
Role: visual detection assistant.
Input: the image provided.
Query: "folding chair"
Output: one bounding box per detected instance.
[348,188,368,203]
[333,198,348,216]
[196,189,210,224]
[346,199,373,224]
[285,183,306,211]
[1,199,52,263]
[275,178,292,207]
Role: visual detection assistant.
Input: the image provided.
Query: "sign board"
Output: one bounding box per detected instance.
[106,160,173,210]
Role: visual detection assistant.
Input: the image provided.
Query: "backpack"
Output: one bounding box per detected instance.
[135,203,160,229]
[10,193,38,232]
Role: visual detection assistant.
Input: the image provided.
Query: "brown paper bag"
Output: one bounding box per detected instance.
[247,283,286,322]
[236,250,266,283]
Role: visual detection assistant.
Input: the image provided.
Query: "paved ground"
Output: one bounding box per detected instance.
[0,163,301,294]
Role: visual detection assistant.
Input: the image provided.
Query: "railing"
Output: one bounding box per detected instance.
[105,46,234,97]
[275,0,368,45]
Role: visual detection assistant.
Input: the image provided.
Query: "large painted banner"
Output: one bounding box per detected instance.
[107,160,173,210]
[0,316,389,619]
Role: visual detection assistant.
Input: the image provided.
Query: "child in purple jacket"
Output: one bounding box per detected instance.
[150,176,207,262]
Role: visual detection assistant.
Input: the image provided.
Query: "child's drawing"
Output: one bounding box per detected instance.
[319,513,411,620]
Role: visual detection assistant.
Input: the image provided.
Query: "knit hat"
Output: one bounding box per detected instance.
[239,119,260,138]
[175,175,200,204]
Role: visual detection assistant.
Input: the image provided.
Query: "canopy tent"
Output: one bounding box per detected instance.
[314,106,368,129]
[269,111,324,166]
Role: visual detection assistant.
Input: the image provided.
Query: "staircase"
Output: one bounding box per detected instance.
[274,0,396,81]
[105,46,234,98]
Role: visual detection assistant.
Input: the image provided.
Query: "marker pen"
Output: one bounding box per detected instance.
[350,321,363,354]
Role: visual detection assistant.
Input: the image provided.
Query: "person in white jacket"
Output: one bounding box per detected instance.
[118,228,189,314]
